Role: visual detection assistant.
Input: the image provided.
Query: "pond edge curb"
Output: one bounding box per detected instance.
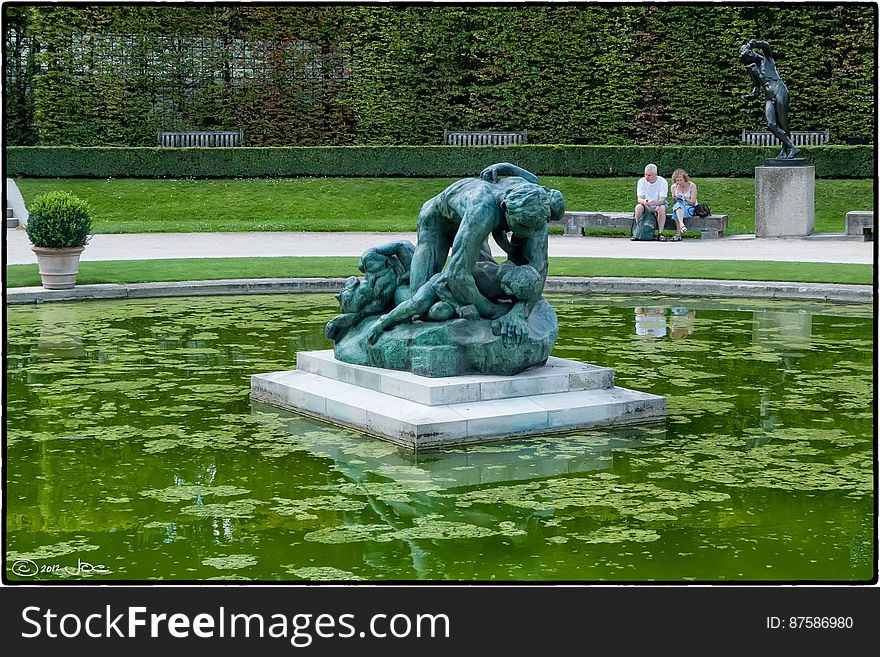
[5,277,873,305]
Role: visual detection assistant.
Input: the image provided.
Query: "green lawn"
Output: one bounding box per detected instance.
[5,257,872,288]
[13,177,874,235]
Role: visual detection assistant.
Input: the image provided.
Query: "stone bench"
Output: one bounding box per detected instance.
[552,211,729,239]
[845,211,874,241]
[741,128,830,147]
[443,130,527,146]
[158,129,243,147]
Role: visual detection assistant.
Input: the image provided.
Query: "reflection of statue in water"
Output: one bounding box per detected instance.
[739,39,800,160]
[325,163,564,376]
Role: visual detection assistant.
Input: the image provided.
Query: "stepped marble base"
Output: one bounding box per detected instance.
[250,350,665,449]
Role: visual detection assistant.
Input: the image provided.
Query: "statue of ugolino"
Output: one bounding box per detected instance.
[324,163,564,377]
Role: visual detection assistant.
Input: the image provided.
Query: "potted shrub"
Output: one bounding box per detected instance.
[25,191,93,290]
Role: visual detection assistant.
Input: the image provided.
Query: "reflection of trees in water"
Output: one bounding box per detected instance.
[751,310,815,432]
[35,304,85,359]
[751,310,812,358]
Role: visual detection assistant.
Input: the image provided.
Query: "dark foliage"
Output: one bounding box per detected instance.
[3,4,875,147]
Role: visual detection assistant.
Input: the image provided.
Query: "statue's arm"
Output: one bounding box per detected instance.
[489,229,547,346]
[751,40,774,59]
[742,66,762,100]
[433,274,507,319]
[491,227,515,257]
[494,228,548,327]
[480,163,539,184]
[444,213,500,317]
[515,227,549,319]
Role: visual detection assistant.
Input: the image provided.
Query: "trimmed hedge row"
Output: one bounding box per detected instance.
[5,145,874,179]
[7,6,876,148]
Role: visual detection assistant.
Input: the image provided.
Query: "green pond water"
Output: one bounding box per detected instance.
[4,293,875,582]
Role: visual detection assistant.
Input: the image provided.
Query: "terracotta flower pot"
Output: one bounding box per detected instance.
[31,246,85,290]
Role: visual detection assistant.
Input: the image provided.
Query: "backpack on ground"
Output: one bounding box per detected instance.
[631,211,657,241]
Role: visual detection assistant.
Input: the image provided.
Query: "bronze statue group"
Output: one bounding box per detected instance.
[326,162,563,355]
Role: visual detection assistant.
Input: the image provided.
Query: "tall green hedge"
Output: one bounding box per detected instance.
[5,145,872,179]
[3,4,875,147]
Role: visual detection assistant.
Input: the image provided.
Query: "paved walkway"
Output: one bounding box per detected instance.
[4,228,875,265]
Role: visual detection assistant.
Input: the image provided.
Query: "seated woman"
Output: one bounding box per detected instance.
[366,261,542,345]
[669,168,698,242]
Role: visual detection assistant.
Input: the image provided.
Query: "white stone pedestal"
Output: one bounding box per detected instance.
[250,350,665,449]
[755,165,815,237]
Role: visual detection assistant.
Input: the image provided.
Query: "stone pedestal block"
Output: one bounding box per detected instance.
[845,211,874,241]
[755,165,815,237]
[251,351,665,449]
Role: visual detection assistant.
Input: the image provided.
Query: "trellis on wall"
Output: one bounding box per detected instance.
[3,3,874,147]
[3,4,355,146]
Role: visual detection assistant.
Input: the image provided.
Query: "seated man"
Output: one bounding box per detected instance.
[366,261,543,345]
[634,163,669,240]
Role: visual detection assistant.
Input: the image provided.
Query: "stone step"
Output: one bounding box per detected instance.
[251,367,664,449]
[296,349,614,406]
[803,232,863,241]
[6,207,13,218]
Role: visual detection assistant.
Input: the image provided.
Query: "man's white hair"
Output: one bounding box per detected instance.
[644,163,658,175]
